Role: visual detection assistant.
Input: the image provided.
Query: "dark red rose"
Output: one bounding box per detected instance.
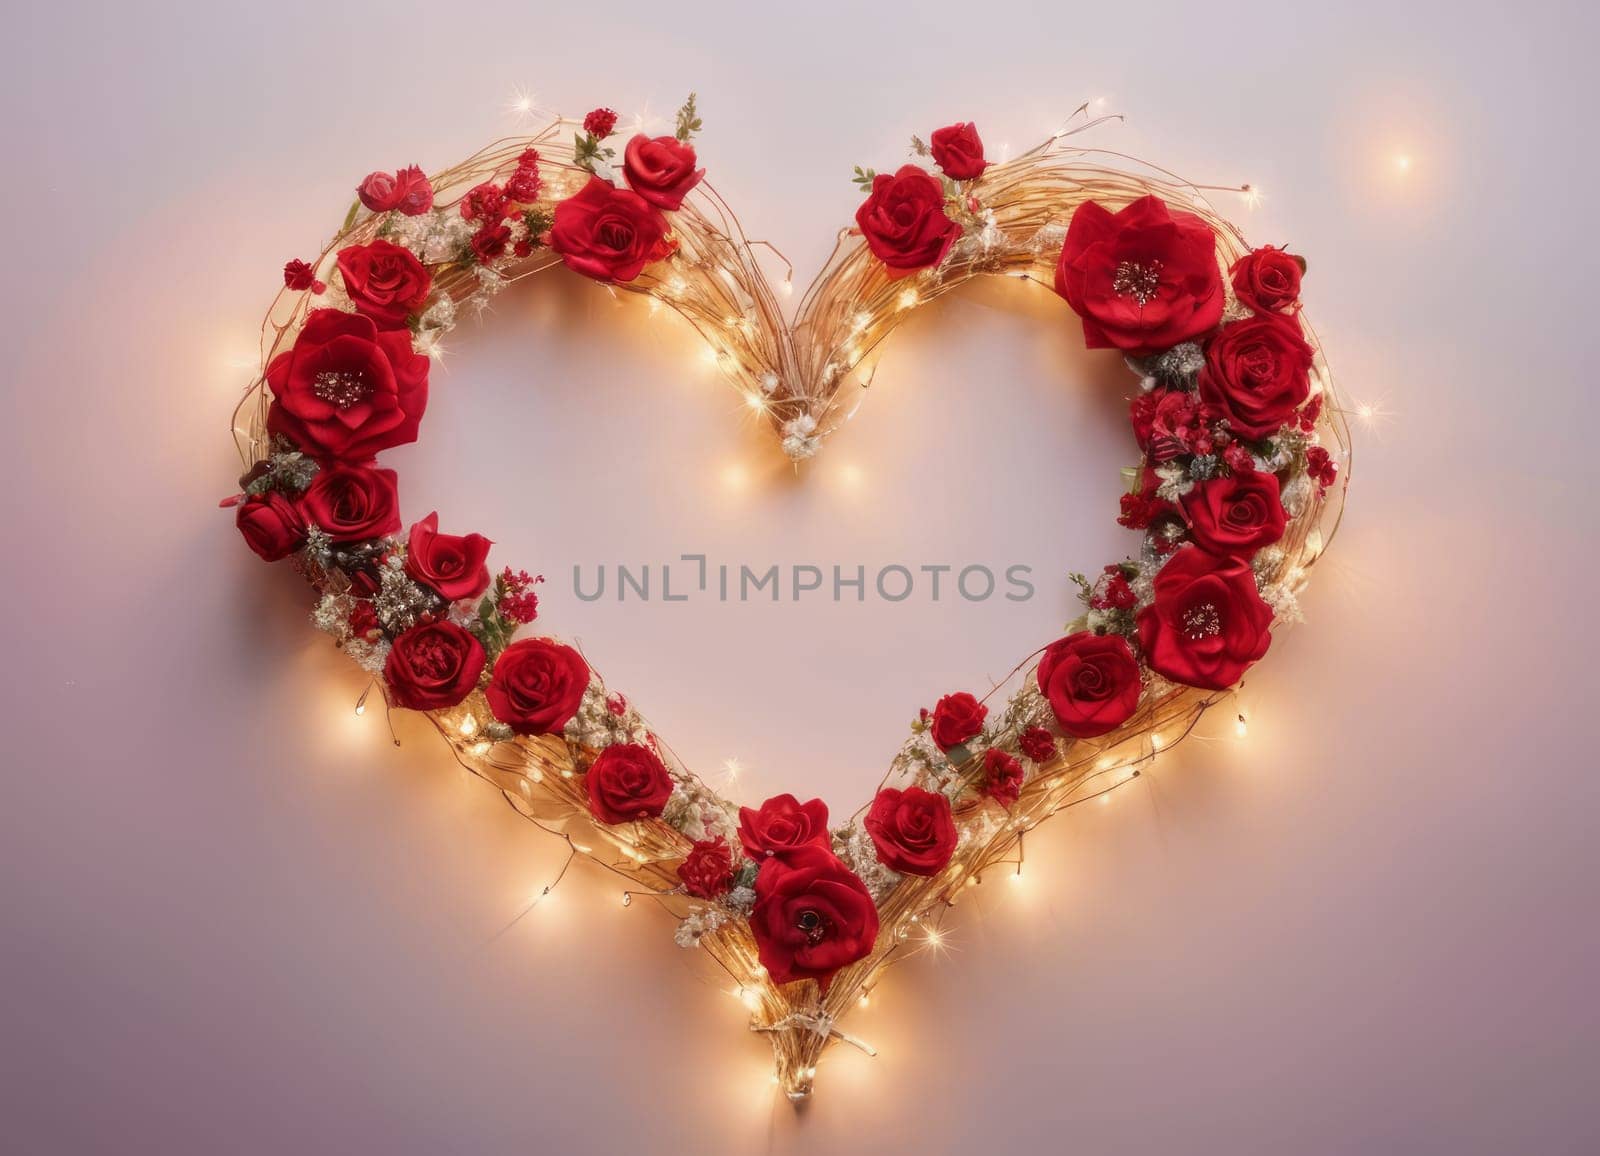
[929,691,987,750]
[298,464,400,543]
[550,176,674,282]
[1137,547,1273,691]
[336,239,431,328]
[586,741,673,824]
[855,165,961,278]
[1037,632,1142,738]
[1305,444,1338,491]
[283,258,324,294]
[1054,195,1224,354]
[505,149,543,203]
[864,786,957,876]
[751,846,879,990]
[470,222,511,263]
[1197,314,1314,440]
[484,637,590,736]
[982,749,1025,808]
[1230,245,1304,313]
[1181,469,1287,557]
[621,133,705,210]
[583,108,618,138]
[678,838,734,899]
[738,794,830,860]
[235,491,306,561]
[929,122,988,180]
[1018,726,1056,763]
[460,182,508,222]
[404,512,491,600]
[265,309,429,463]
[383,621,485,711]
[357,166,433,215]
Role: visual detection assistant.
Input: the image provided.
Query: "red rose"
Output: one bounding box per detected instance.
[583,108,618,138]
[1019,726,1056,763]
[460,182,508,222]
[864,786,957,876]
[1037,632,1142,738]
[336,239,431,328]
[982,749,1025,808]
[1197,315,1313,440]
[929,691,987,750]
[235,491,306,561]
[1137,547,1273,691]
[586,741,673,824]
[404,512,491,600]
[265,309,429,463]
[383,621,486,711]
[299,464,400,543]
[678,838,734,899]
[470,222,511,263]
[282,258,324,294]
[1230,245,1303,313]
[751,846,879,990]
[929,122,988,180]
[550,176,674,283]
[621,134,705,211]
[1181,469,1287,557]
[855,165,961,278]
[1054,195,1224,354]
[357,166,433,216]
[738,794,830,860]
[484,637,590,736]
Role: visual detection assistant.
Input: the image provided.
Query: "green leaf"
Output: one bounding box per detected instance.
[851,165,877,191]
[340,198,360,234]
[674,92,702,142]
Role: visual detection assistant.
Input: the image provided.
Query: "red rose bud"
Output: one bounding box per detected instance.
[1055,195,1224,355]
[549,176,674,283]
[982,749,1025,808]
[264,308,429,464]
[738,794,831,861]
[1037,632,1142,739]
[750,846,879,990]
[585,742,673,824]
[357,166,433,216]
[1230,245,1304,313]
[678,838,735,899]
[929,691,987,750]
[1197,314,1314,440]
[335,239,431,329]
[865,786,957,876]
[282,258,324,294]
[1137,547,1274,691]
[384,621,486,711]
[855,165,962,278]
[929,121,988,180]
[1181,469,1287,557]
[298,464,401,544]
[484,637,590,736]
[1305,444,1338,491]
[1018,727,1056,763]
[405,512,491,601]
[235,491,307,561]
[622,134,705,210]
[582,107,619,138]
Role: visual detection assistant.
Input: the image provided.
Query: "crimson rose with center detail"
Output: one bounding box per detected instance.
[738,794,830,860]
[1230,245,1304,313]
[585,742,673,824]
[1137,546,1273,691]
[1181,469,1287,557]
[1054,195,1224,354]
[336,239,431,328]
[484,637,590,736]
[1037,632,1142,738]
[550,176,674,282]
[864,786,956,876]
[1197,314,1314,439]
[384,621,485,711]
[751,846,879,990]
[265,308,429,463]
[855,165,961,278]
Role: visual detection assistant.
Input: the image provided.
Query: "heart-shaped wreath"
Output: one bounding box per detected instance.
[226,98,1350,1100]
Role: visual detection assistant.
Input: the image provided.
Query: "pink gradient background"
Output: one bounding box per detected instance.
[3,1,1595,1151]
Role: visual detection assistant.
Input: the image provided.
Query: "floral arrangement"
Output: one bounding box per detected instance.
[226,100,1350,1101]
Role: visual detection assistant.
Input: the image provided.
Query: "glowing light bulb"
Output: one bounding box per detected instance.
[779,277,794,297]
[1235,713,1249,739]
[897,288,919,310]
[739,986,760,1010]
[745,393,765,413]
[1243,184,1264,210]
[459,715,478,737]
[1150,733,1165,750]
[858,993,870,1008]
